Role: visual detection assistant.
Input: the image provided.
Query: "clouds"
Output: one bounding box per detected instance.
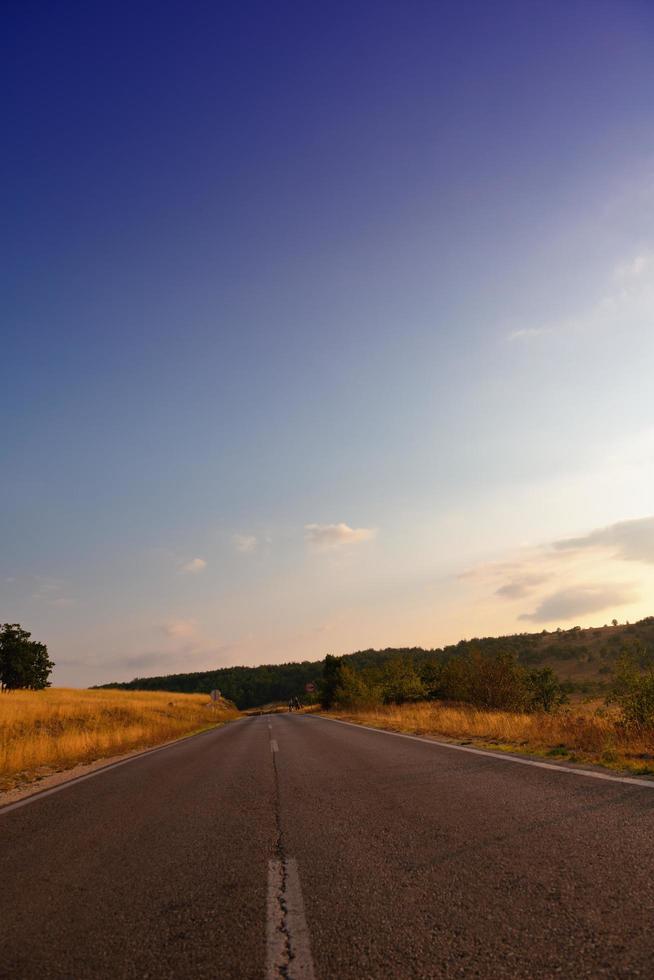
[614,252,654,282]
[507,327,550,342]
[115,652,180,672]
[102,641,240,679]
[553,516,654,565]
[304,523,377,551]
[233,534,258,554]
[519,584,639,623]
[30,576,75,607]
[179,557,207,574]
[462,514,654,626]
[162,618,197,639]
[505,247,654,343]
[494,574,549,600]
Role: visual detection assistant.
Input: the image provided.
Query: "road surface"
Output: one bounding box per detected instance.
[2,713,654,978]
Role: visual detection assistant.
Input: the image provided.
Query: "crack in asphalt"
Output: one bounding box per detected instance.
[266,723,316,980]
[271,746,292,979]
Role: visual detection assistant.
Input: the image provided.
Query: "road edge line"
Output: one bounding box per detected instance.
[0,718,247,816]
[312,714,654,789]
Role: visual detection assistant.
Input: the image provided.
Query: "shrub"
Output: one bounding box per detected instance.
[610,654,654,728]
[333,665,379,708]
[439,649,531,711]
[376,657,426,704]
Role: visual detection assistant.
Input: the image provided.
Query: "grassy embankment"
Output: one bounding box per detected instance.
[0,688,240,791]
[328,700,654,775]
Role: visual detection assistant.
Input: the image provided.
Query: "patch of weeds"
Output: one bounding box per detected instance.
[546,745,569,757]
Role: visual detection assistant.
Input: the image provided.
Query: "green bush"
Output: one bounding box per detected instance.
[610,654,654,728]
[376,657,426,704]
[526,667,568,712]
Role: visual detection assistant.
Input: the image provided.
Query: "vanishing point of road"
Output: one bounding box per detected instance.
[2,713,654,979]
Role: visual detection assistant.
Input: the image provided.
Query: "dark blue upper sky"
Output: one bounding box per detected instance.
[3,1,654,682]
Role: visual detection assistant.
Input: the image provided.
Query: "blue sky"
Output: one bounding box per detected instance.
[3,1,654,685]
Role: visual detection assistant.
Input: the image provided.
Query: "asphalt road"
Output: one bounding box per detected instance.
[2,713,654,979]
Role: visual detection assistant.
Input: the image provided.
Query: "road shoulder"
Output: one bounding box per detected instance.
[0,722,236,809]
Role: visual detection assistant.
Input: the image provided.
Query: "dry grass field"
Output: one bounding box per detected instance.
[0,688,239,791]
[329,700,654,775]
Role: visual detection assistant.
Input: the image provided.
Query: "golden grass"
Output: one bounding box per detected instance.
[328,700,654,774]
[0,688,240,791]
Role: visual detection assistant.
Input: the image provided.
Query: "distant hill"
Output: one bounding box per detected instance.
[438,616,654,689]
[95,616,654,709]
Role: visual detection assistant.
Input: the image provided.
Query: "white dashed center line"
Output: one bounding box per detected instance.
[266,858,316,979]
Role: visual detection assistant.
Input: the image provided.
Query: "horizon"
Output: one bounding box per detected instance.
[3,2,654,687]
[92,612,649,688]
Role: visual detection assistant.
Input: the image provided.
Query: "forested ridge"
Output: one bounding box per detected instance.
[95,616,654,709]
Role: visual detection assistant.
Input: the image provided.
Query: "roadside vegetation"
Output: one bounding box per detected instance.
[0,688,239,792]
[7,613,654,783]
[321,651,654,775]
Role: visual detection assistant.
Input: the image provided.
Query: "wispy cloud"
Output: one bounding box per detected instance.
[505,247,654,343]
[461,515,654,625]
[116,652,180,672]
[233,534,258,554]
[103,642,240,677]
[507,326,550,342]
[553,516,654,564]
[614,251,654,282]
[495,574,549,600]
[31,576,75,607]
[519,583,639,623]
[304,522,377,551]
[162,618,197,638]
[180,557,207,574]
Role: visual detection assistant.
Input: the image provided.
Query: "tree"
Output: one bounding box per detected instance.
[320,654,345,709]
[527,667,567,712]
[0,624,54,691]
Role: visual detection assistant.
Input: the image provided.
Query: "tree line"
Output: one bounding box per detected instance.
[97,659,325,709]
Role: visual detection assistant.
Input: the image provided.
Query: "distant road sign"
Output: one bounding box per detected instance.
[305,682,316,693]
[210,689,221,701]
